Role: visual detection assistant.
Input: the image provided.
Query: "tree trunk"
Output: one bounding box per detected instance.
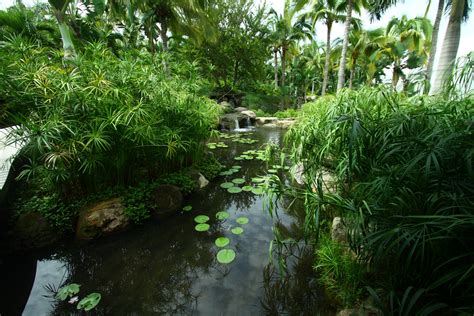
[321,20,333,96]
[336,0,353,92]
[348,66,355,89]
[159,22,169,52]
[146,22,155,55]
[55,13,76,60]
[274,48,279,89]
[392,65,400,88]
[431,0,465,94]
[425,0,445,94]
[281,46,287,87]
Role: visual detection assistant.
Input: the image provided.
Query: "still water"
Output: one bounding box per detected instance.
[0,128,334,315]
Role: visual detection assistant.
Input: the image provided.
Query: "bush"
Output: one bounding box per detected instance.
[287,86,474,313]
[2,42,220,195]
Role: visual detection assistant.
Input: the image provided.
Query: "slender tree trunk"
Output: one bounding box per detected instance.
[274,48,279,89]
[55,12,76,60]
[431,0,465,94]
[336,0,353,92]
[311,81,315,94]
[281,46,287,87]
[159,22,169,52]
[424,0,445,94]
[348,66,355,89]
[321,20,333,96]
[233,59,239,87]
[146,23,155,55]
[392,66,400,88]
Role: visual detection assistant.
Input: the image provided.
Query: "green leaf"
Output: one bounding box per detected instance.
[182,205,192,212]
[242,185,253,192]
[216,249,236,264]
[195,223,210,232]
[194,215,210,223]
[56,283,81,301]
[77,293,101,311]
[227,187,242,194]
[220,182,234,189]
[251,177,265,183]
[232,178,245,184]
[216,211,230,220]
[236,217,249,225]
[251,187,264,195]
[215,237,230,247]
[231,227,244,235]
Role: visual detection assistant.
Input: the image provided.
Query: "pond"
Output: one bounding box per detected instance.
[0,127,335,315]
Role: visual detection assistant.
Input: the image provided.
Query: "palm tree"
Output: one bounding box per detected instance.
[336,0,364,91]
[305,0,346,95]
[48,0,76,59]
[270,0,313,88]
[431,0,471,93]
[424,0,445,94]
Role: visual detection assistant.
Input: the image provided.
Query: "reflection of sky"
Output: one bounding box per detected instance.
[23,260,69,316]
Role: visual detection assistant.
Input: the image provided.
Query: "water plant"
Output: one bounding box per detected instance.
[217,249,236,264]
[183,205,193,212]
[194,215,210,223]
[231,227,244,235]
[216,211,230,220]
[77,293,101,311]
[236,217,249,225]
[227,187,243,194]
[220,182,235,189]
[195,223,210,232]
[215,237,230,248]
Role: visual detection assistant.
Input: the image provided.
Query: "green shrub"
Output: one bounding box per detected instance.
[123,184,152,224]
[274,109,299,119]
[195,154,223,180]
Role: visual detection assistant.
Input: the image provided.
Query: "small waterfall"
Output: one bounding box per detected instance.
[245,117,251,127]
[234,119,240,130]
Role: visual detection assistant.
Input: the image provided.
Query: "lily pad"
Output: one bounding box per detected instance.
[236,217,249,225]
[232,165,242,169]
[216,211,230,220]
[219,171,232,176]
[234,157,243,161]
[232,178,245,184]
[231,227,244,235]
[220,182,235,189]
[77,293,101,311]
[194,215,210,223]
[251,177,265,183]
[227,187,242,194]
[251,187,264,195]
[182,205,192,212]
[230,168,240,173]
[216,249,236,264]
[242,185,253,192]
[215,237,230,248]
[56,284,81,301]
[195,223,210,232]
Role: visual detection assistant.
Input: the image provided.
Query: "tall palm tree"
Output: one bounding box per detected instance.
[424,0,445,94]
[48,0,76,59]
[431,0,471,93]
[336,0,364,91]
[305,0,346,95]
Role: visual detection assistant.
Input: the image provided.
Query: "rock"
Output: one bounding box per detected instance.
[151,184,183,218]
[218,101,233,113]
[13,212,62,249]
[234,107,248,112]
[219,112,255,130]
[256,117,278,125]
[188,170,210,189]
[241,110,256,119]
[291,162,306,185]
[76,198,129,240]
[276,119,295,128]
[331,217,348,244]
[337,309,360,316]
[260,123,278,128]
[337,307,382,316]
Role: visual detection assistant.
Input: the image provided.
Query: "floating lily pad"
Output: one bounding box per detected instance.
[217,249,236,264]
[215,237,230,248]
[194,215,210,223]
[182,205,192,212]
[220,182,235,189]
[56,284,81,301]
[236,217,249,225]
[234,157,243,161]
[242,185,253,192]
[195,223,210,232]
[251,187,264,195]
[77,293,101,311]
[219,171,232,176]
[230,168,240,173]
[227,187,242,194]
[251,177,265,183]
[216,211,230,220]
[232,178,245,184]
[231,227,244,235]
[232,165,242,169]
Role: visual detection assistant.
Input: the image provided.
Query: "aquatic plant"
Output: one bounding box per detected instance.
[215,237,230,248]
[217,249,236,264]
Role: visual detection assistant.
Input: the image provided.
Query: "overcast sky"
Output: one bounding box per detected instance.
[1,0,472,59]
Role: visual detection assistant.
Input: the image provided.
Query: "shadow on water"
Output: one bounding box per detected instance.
[0,128,335,315]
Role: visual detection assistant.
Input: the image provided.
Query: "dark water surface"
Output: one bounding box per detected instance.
[1,128,334,316]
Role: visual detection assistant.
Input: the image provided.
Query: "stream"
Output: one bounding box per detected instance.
[0,127,335,315]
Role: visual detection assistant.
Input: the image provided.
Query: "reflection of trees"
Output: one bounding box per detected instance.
[260,247,335,316]
[49,218,219,315]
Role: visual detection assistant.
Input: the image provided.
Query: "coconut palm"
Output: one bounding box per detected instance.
[269,0,313,88]
[304,0,346,95]
[48,0,76,59]
[335,0,364,91]
[424,0,445,94]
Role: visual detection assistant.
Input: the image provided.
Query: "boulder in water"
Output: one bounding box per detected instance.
[241,110,256,120]
[151,184,183,218]
[13,212,63,249]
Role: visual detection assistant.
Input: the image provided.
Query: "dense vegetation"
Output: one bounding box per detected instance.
[0,0,472,314]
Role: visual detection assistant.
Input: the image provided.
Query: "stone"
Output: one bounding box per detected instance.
[188,170,210,189]
[331,217,348,244]
[13,212,62,249]
[256,117,278,125]
[241,110,256,119]
[151,184,183,218]
[218,101,233,114]
[276,119,295,128]
[234,107,248,112]
[76,198,129,240]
